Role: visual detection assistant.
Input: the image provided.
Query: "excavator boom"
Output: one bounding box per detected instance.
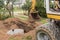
[29,0,40,20]
[30,0,36,13]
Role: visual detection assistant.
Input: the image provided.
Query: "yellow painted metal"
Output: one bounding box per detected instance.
[47,0,60,20]
[30,0,36,13]
[47,14,60,20]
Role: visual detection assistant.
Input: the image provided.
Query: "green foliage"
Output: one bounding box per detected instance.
[36,0,47,18]
[0,0,4,9]
[0,0,4,13]
[40,18,47,24]
[0,0,15,20]
[22,0,47,18]
[0,0,9,20]
[22,0,32,10]
[49,0,55,9]
[0,0,10,20]
[0,13,10,20]
[9,37,14,40]
[22,36,32,40]
[9,37,19,40]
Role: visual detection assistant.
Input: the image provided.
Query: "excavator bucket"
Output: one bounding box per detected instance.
[28,0,40,20]
[29,11,40,20]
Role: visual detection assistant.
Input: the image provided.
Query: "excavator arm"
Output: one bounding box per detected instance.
[30,0,36,13]
[29,0,40,20]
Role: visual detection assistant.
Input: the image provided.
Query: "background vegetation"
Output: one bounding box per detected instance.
[22,0,47,18]
[36,0,47,18]
[0,0,47,20]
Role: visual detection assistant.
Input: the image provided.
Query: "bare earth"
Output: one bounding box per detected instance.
[0,18,42,40]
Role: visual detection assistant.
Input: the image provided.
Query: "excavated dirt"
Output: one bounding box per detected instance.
[0,18,40,33]
[0,18,42,40]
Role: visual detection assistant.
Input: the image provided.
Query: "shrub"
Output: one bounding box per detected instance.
[36,0,47,18]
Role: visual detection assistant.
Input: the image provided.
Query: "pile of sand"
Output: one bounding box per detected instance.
[0,18,40,33]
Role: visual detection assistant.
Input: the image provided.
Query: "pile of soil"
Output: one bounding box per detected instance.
[0,18,40,33]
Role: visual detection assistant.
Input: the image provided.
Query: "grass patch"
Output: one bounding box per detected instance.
[13,7,23,12]
[22,35,32,40]
[20,16,28,19]
[40,18,47,24]
[19,15,28,20]
[9,37,15,40]
[9,37,19,40]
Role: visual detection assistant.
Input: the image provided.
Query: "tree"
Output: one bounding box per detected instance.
[22,0,47,18]
[36,0,47,18]
[0,0,4,9]
[0,0,4,20]
[0,0,16,20]
[5,0,16,17]
[22,0,32,10]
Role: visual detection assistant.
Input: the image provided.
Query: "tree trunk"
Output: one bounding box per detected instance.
[9,10,12,16]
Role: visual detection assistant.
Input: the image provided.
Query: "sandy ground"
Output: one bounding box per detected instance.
[0,29,36,40]
[0,18,42,40]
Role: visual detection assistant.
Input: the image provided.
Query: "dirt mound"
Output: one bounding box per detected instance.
[0,18,40,33]
[0,18,41,40]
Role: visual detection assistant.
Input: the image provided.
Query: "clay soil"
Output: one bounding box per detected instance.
[0,18,41,40]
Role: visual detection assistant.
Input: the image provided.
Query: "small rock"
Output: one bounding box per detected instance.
[7,29,24,35]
